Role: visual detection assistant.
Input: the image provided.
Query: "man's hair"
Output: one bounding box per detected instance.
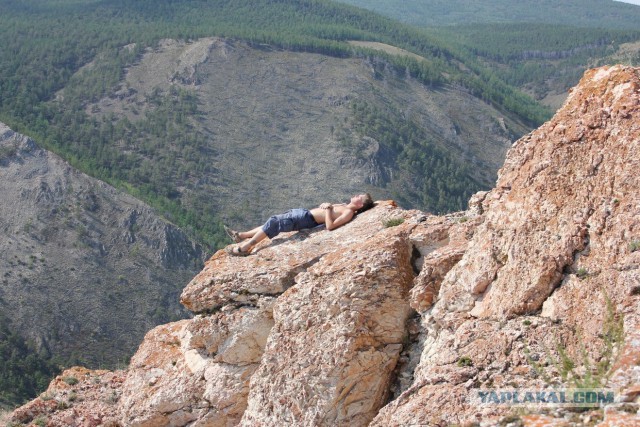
[356,193,374,214]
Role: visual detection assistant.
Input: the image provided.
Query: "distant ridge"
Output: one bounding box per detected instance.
[338,0,640,29]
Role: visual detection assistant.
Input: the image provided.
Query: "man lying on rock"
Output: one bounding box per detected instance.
[224,193,374,256]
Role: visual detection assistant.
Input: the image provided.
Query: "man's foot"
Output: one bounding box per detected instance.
[224,225,243,243]
[225,245,250,257]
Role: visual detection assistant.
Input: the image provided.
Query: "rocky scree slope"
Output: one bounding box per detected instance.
[0,123,204,368]
[10,65,640,426]
[83,37,527,226]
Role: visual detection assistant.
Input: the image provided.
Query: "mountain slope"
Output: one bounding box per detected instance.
[428,23,640,110]
[337,0,640,29]
[0,123,203,373]
[10,64,640,427]
[79,37,529,228]
[338,1,640,110]
[0,0,549,248]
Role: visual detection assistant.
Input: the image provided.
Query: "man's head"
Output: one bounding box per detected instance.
[352,193,374,213]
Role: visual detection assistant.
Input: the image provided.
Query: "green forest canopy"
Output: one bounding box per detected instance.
[337,1,640,101]
[0,314,60,408]
[1,0,636,406]
[0,0,554,250]
[336,0,640,29]
[426,23,640,100]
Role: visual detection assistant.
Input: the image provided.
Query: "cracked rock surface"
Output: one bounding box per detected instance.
[373,65,640,426]
[11,65,640,427]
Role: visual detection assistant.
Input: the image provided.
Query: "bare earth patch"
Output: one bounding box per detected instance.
[348,40,429,63]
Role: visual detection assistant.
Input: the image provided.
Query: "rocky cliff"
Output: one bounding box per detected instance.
[10,65,639,426]
[0,123,204,368]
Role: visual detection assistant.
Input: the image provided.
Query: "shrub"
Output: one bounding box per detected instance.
[527,290,624,389]
[457,355,473,367]
[105,390,119,405]
[63,376,79,386]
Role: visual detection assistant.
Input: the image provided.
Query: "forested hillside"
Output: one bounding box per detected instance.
[337,0,640,29]
[429,24,640,109]
[0,0,549,250]
[0,314,59,410]
[338,1,640,109]
[2,0,630,411]
[1,122,203,408]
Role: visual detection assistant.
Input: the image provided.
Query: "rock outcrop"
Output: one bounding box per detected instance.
[11,65,640,426]
[372,65,640,426]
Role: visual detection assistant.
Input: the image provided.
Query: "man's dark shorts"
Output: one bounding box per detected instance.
[261,208,320,239]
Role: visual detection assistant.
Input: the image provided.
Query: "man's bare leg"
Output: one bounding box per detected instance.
[238,226,263,241]
[238,229,268,253]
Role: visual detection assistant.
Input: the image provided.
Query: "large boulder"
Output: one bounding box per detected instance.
[11,65,640,427]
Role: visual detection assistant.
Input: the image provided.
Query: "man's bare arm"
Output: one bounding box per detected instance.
[324,207,354,231]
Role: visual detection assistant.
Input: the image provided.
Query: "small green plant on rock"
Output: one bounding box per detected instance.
[63,376,79,386]
[383,217,405,228]
[527,291,624,389]
[40,392,54,401]
[498,414,524,427]
[457,355,473,367]
[105,390,119,405]
[629,239,640,253]
[553,342,576,383]
[575,267,589,280]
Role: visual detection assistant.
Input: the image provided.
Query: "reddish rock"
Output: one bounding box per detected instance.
[12,65,640,426]
[10,367,125,427]
[372,64,640,426]
[241,228,416,426]
[119,303,274,426]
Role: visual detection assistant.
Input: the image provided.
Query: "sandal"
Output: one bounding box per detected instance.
[224,225,243,243]
[225,245,250,257]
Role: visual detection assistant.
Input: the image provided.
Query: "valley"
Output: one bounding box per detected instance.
[0,123,203,405]
[1,0,638,411]
[81,37,528,231]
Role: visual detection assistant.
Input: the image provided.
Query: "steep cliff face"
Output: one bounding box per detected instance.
[11,65,639,426]
[0,123,204,367]
[373,65,640,426]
